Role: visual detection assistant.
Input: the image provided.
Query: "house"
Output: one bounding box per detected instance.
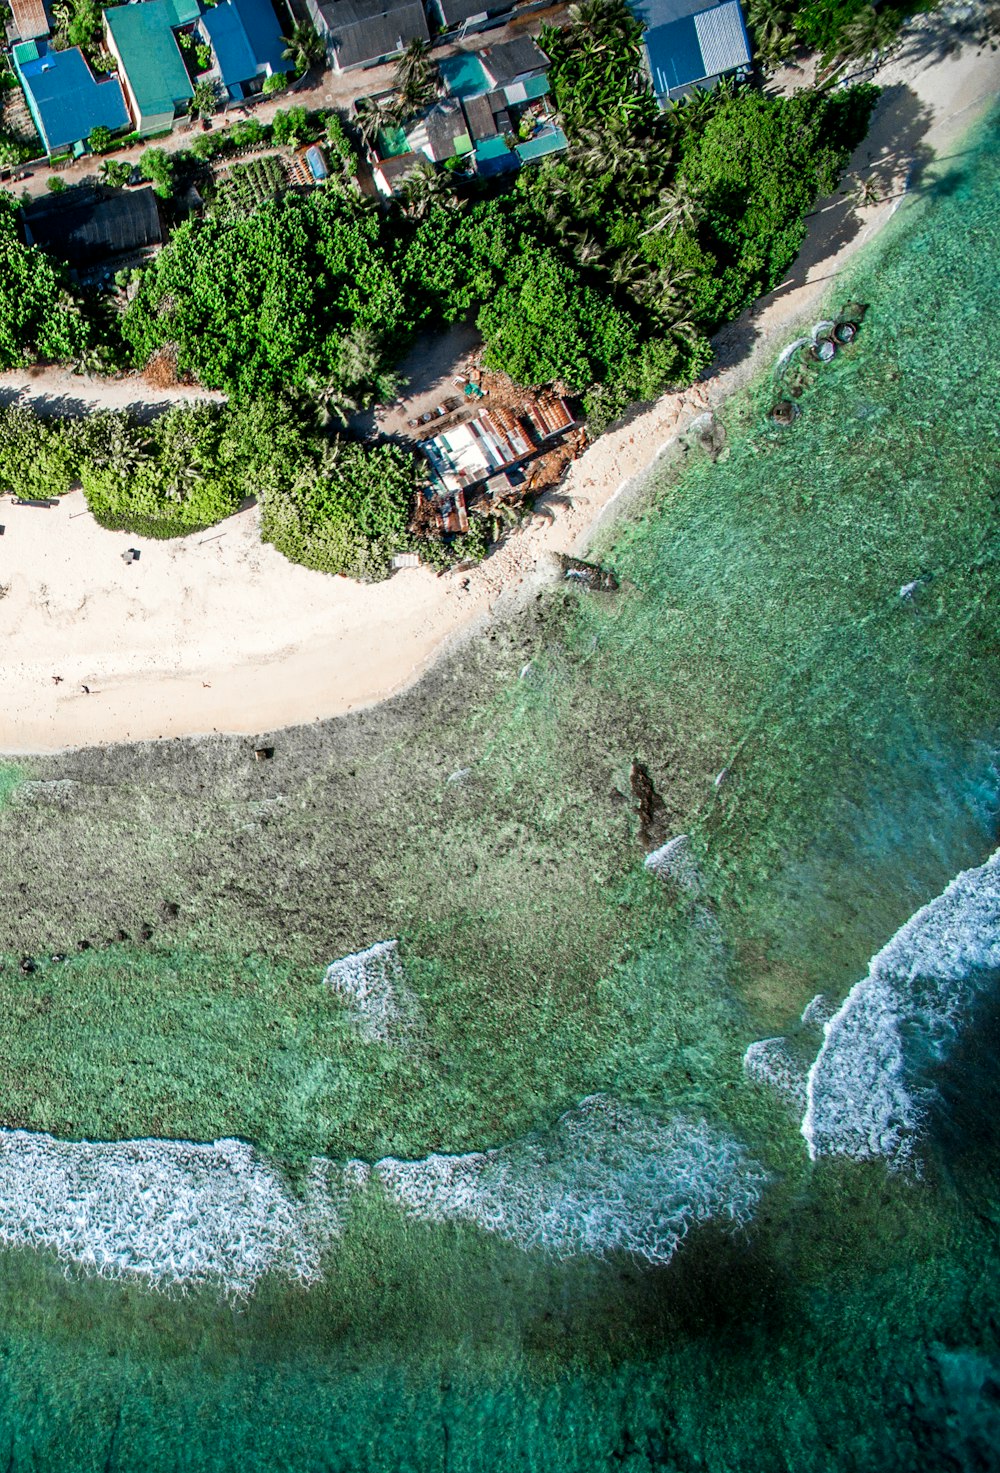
[307,0,429,72]
[429,0,513,34]
[627,0,751,104]
[8,0,50,43]
[367,36,565,191]
[438,34,548,97]
[104,0,198,137]
[197,0,286,100]
[21,185,163,273]
[422,408,534,494]
[12,40,129,157]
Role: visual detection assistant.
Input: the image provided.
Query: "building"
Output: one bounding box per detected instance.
[197,0,286,100]
[104,0,198,137]
[627,0,751,104]
[307,0,429,72]
[422,408,535,494]
[8,0,50,43]
[429,0,512,32]
[12,40,129,157]
[368,35,566,192]
[21,185,164,273]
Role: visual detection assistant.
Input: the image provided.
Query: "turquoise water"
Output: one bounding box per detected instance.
[0,107,998,1470]
[439,52,492,99]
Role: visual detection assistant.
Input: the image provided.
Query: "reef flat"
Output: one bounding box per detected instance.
[0,105,997,1473]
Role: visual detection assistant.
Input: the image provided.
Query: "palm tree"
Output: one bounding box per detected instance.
[835,5,901,64]
[395,160,452,218]
[641,183,701,236]
[357,97,401,152]
[100,159,132,189]
[393,39,440,118]
[282,21,326,76]
[189,78,220,122]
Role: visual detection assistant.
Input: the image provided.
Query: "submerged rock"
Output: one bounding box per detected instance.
[560,556,618,592]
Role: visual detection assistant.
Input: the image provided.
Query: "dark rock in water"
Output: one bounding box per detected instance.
[770,400,798,426]
[560,556,618,592]
[139,925,154,942]
[630,761,667,847]
[834,321,858,344]
[116,928,130,943]
[162,901,180,920]
[50,953,66,963]
[19,956,36,975]
[77,939,91,951]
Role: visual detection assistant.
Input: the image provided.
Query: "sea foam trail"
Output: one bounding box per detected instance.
[322,939,419,1042]
[361,1094,767,1266]
[0,1133,324,1295]
[802,850,1000,1164]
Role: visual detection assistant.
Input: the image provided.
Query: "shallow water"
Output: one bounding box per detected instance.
[0,108,998,1471]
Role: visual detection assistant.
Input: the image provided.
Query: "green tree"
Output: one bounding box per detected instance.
[478,246,640,392]
[281,20,325,76]
[138,147,174,199]
[87,124,115,153]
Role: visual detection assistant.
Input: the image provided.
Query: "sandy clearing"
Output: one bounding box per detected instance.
[1,15,997,755]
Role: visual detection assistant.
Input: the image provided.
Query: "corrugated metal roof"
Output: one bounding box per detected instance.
[694,1,750,77]
[22,185,162,265]
[14,42,129,153]
[314,0,429,69]
[104,1,194,119]
[10,0,49,41]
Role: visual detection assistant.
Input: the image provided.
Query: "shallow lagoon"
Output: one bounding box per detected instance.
[0,107,997,1471]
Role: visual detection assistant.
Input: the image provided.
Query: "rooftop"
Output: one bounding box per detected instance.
[479,35,548,86]
[201,0,285,87]
[12,40,129,154]
[628,0,750,98]
[104,0,195,118]
[9,0,49,41]
[314,0,429,68]
[21,184,163,267]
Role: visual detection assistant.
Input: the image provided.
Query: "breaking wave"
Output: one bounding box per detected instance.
[323,939,420,1042]
[0,1133,323,1295]
[802,850,1000,1164]
[360,1094,766,1266]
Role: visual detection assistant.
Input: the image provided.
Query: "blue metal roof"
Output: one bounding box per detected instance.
[629,0,749,98]
[203,0,285,86]
[642,0,749,96]
[14,42,129,154]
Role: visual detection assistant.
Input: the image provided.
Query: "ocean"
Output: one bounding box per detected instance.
[0,104,997,1471]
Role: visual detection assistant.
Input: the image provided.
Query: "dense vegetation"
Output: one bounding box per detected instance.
[0,195,93,368]
[0,398,423,576]
[0,1,877,574]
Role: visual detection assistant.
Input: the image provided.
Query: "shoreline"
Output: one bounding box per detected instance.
[1,25,998,757]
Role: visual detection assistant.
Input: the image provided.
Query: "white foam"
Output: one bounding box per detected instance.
[743,1038,807,1108]
[0,1132,324,1296]
[366,1094,766,1265]
[322,939,419,1043]
[645,834,700,894]
[801,993,833,1027]
[802,850,1000,1164]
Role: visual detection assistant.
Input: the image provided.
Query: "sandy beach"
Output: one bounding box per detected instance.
[1,15,997,754]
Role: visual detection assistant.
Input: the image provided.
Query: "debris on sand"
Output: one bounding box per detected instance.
[560,556,618,592]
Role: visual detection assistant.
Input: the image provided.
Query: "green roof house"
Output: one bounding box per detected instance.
[104,0,198,137]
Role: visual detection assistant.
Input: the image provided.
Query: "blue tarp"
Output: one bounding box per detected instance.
[14,42,129,154]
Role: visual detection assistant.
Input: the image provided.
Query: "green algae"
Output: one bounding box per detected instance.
[0,104,997,1472]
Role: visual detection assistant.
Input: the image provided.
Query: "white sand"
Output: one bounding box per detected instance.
[1,18,997,754]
